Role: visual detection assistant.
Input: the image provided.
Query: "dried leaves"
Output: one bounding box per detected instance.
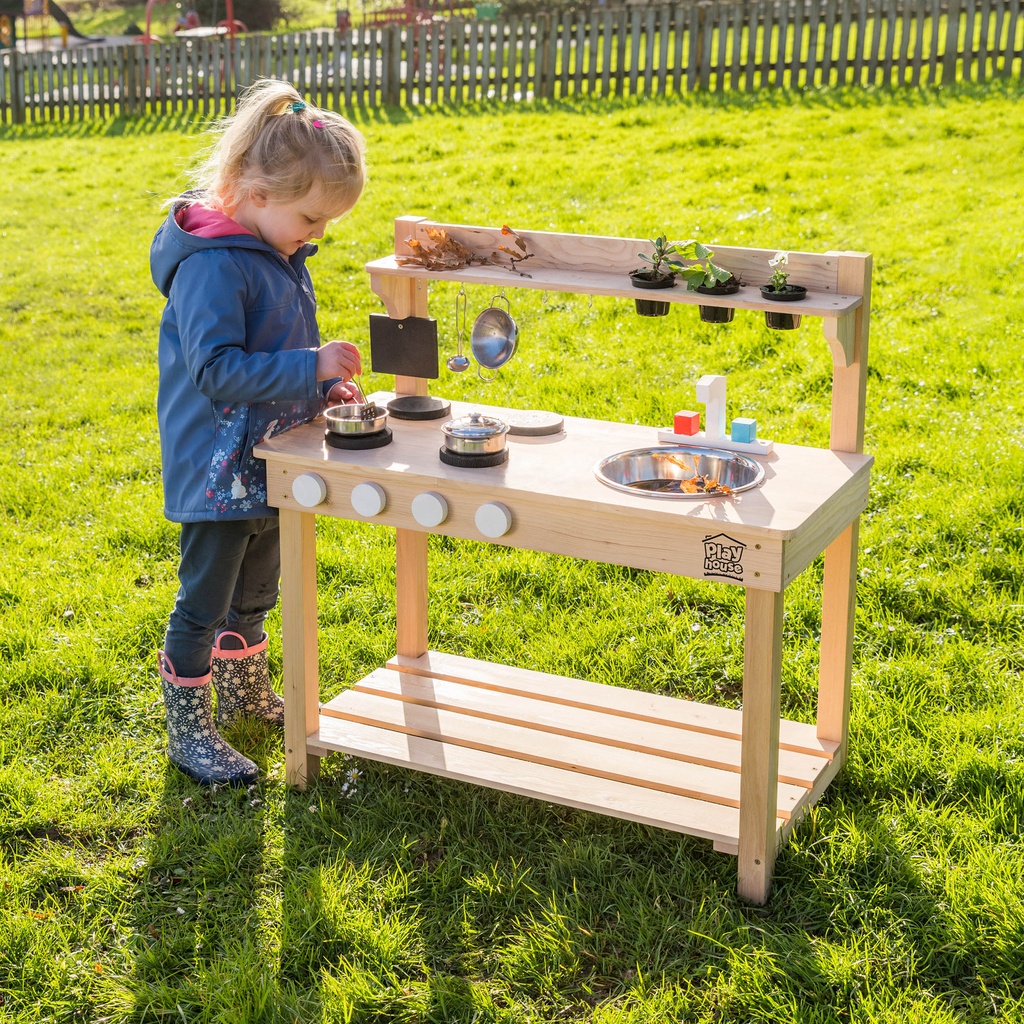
[397,227,488,272]
[396,225,535,276]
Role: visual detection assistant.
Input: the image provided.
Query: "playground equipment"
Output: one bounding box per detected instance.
[135,0,245,44]
[0,0,100,48]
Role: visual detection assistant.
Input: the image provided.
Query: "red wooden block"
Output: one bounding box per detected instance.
[673,410,700,435]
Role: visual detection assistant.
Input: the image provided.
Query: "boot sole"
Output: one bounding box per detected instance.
[170,759,259,788]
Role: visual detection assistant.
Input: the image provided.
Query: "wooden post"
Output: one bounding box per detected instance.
[818,252,871,751]
[368,215,430,395]
[377,215,431,660]
[738,586,784,904]
[280,508,321,788]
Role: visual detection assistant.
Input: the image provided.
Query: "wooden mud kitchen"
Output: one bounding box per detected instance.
[255,217,873,904]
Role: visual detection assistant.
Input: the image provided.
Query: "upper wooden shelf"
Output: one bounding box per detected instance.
[366,255,864,319]
[366,217,866,320]
[366,217,873,450]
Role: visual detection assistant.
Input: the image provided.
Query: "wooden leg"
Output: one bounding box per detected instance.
[396,527,429,658]
[737,587,784,904]
[818,519,859,751]
[280,508,321,789]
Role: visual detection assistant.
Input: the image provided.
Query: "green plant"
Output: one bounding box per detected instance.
[674,240,735,290]
[635,234,687,278]
[766,249,790,290]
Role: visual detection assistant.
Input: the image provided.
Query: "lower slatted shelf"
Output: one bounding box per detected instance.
[311,650,839,854]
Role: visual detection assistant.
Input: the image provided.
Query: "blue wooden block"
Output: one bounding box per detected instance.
[731,417,757,443]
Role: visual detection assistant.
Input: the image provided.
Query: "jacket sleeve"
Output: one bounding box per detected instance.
[169,250,320,403]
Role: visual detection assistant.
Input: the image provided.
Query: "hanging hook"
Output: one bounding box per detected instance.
[446,283,470,373]
[456,283,467,338]
[489,287,511,314]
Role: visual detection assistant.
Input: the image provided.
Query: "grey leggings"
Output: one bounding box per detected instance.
[163,518,280,679]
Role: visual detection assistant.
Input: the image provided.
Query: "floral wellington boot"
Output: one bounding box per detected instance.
[158,652,259,787]
[211,631,286,727]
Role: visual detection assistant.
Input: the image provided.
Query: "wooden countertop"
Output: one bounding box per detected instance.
[256,397,872,590]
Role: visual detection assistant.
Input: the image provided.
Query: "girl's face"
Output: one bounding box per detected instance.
[242,189,342,257]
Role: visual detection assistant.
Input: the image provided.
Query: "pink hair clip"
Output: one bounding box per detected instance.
[312,119,325,129]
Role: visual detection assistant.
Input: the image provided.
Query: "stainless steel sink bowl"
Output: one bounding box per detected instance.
[594,445,765,498]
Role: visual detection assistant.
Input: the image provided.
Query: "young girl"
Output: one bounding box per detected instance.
[151,79,366,787]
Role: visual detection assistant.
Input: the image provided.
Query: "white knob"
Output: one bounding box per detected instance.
[351,481,387,517]
[475,501,512,538]
[292,472,328,508]
[411,491,448,528]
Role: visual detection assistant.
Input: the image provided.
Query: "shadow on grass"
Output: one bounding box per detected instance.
[4,77,1022,145]
[118,724,323,1021]
[273,754,1024,1021]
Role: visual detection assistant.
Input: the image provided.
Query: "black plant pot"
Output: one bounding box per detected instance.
[630,270,675,317]
[760,283,807,330]
[696,276,740,324]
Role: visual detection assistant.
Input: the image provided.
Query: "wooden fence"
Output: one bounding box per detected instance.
[1,0,1021,123]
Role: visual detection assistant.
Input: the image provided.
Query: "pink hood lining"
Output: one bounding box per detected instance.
[176,203,255,240]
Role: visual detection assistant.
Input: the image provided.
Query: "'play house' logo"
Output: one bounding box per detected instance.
[703,533,746,581]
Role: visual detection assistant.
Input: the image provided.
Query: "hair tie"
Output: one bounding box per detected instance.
[312,119,324,129]
[290,101,306,113]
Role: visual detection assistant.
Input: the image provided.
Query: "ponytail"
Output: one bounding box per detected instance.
[190,79,366,216]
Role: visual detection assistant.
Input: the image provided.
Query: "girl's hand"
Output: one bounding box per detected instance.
[316,340,361,382]
[326,380,361,404]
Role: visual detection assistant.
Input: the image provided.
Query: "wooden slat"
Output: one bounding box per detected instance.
[978,0,991,80]
[614,7,628,95]
[927,0,942,83]
[574,14,587,95]
[343,25,354,107]
[821,0,837,83]
[600,9,613,97]
[481,19,493,99]
[386,650,839,760]
[792,0,806,88]
[351,668,830,788]
[323,683,806,817]
[898,0,913,83]
[774,0,788,87]
[698,0,714,89]
[851,0,867,83]
[313,709,747,844]
[586,14,598,94]
[559,13,572,97]
[672,2,686,93]
[714,0,729,92]
[1000,0,1018,76]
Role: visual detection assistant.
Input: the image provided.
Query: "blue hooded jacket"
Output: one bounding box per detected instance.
[152,195,333,522]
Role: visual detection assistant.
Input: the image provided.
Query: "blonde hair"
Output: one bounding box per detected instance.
[191,79,366,216]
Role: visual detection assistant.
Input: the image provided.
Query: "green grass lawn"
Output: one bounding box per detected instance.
[2,83,1024,1022]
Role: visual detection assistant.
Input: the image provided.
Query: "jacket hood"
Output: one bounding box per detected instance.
[150,192,317,297]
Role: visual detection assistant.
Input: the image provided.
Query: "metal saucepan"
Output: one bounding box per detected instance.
[324,401,388,435]
[441,411,509,455]
[470,292,518,380]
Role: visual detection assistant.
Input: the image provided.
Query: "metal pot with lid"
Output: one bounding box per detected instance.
[441,410,509,456]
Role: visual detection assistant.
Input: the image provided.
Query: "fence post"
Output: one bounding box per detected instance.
[10,49,25,124]
[943,0,963,82]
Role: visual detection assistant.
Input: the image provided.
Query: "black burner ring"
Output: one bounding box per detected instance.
[387,396,451,420]
[438,445,509,469]
[324,427,393,450]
